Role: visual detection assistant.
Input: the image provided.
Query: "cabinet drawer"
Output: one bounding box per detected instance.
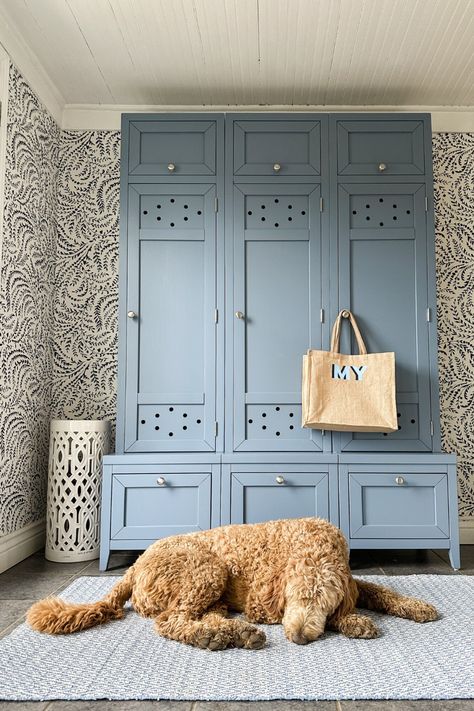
[233,120,321,175]
[348,471,449,539]
[110,471,212,540]
[336,120,425,176]
[230,470,329,524]
[128,120,217,175]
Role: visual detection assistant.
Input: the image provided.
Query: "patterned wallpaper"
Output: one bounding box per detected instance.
[52,131,120,434]
[0,62,473,537]
[0,65,59,535]
[433,133,474,519]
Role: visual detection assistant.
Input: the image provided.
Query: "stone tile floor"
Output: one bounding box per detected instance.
[0,546,473,711]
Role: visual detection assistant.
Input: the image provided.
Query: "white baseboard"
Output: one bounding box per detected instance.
[0,520,45,574]
[460,520,474,545]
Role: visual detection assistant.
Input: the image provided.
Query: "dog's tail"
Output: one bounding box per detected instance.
[26,569,135,634]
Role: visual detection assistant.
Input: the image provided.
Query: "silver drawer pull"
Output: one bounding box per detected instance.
[127,310,138,319]
[276,475,285,485]
[378,162,387,172]
[235,311,245,320]
[156,476,166,486]
[395,476,405,485]
[273,163,281,172]
[167,163,176,172]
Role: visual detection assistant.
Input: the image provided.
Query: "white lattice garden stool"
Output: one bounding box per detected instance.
[45,419,110,562]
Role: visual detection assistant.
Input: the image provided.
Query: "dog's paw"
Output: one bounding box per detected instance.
[405,600,438,623]
[234,625,266,650]
[194,629,231,651]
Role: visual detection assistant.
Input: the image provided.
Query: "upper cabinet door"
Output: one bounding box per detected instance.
[128,120,217,176]
[233,120,321,176]
[123,184,217,452]
[230,183,324,452]
[336,119,426,176]
[337,183,433,452]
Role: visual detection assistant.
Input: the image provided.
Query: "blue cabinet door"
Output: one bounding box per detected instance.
[233,119,322,176]
[336,119,425,176]
[123,184,217,452]
[336,183,433,452]
[128,119,217,176]
[110,471,212,541]
[230,183,324,452]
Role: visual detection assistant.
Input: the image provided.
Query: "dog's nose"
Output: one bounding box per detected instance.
[291,632,310,645]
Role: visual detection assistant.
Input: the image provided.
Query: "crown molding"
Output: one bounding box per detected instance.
[0,4,64,125]
[62,104,474,132]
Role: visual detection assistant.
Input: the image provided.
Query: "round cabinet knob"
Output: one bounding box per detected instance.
[395,476,405,485]
[127,310,137,319]
[167,163,176,172]
[276,475,285,485]
[156,476,166,486]
[378,162,387,172]
[235,311,245,320]
[273,163,281,172]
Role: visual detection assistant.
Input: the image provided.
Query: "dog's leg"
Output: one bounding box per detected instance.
[356,579,438,622]
[328,612,379,638]
[155,603,265,651]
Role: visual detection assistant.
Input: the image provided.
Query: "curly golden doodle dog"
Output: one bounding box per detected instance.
[27,518,437,650]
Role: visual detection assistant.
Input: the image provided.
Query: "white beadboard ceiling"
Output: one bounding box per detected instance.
[0,0,473,110]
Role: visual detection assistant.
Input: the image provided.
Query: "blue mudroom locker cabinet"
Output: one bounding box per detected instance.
[100,113,459,570]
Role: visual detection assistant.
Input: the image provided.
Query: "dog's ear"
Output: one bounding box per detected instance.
[257,566,287,619]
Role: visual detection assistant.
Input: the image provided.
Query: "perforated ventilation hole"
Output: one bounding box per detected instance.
[197,210,202,215]
[155,413,160,418]
[276,431,281,436]
[379,198,384,203]
[261,204,266,209]
[170,222,175,227]
[169,432,174,436]
[380,222,384,226]
[261,217,266,222]
[397,412,401,417]
[288,204,293,209]
[157,216,161,221]
[197,419,202,424]
[248,211,252,215]
[141,419,146,424]
[411,418,416,423]
[274,223,279,227]
[276,406,280,411]
[274,198,279,203]
[169,407,174,412]
[383,433,388,436]
[288,217,292,221]
[143,210,148,215]
[366,216,370,220]
[248,419,253,424]
[262,412,267,417]
[170,198,175,203]
[366,204,370,208]
[353,210,357,214]
[289,412,294,417]
[183,413,187,418]
[398,425,401,430]
[155,425,160,431]
[184,217,188,221]
[393,204,397,208]
[262,425,267,430]
[183,425,187,430]
[407,210,411,214]
[184,204,188,209]
[301,210,306,215]
[393,216,397,220]
[157,204,161,209]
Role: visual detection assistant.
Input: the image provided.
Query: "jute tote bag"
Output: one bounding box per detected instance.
[302,310,397,432]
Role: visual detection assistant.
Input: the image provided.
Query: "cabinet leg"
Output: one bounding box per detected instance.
[448,546,461,571]
[99,547,110,572]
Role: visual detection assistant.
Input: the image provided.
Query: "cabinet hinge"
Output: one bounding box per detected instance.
[320,197,324,212]
[214,308,218,323]
[214,421,218,437]
[425,196,428,212]
[320,308,325,323]
[214,197,218,212]
[430,420,434,437]
[426,307,431,322]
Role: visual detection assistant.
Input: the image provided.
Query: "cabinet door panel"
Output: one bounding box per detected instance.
[234,120,321,176]
[128,120,216,175]
[230,471,329,524]
[232,184,323,452]
[337,184,432,451]
[337,120,425,175]
[124,184,216,452]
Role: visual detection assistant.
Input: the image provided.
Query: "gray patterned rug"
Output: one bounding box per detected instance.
[0,575,473,701]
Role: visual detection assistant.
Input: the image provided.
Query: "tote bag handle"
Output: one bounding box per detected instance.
[330,310,367,355]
